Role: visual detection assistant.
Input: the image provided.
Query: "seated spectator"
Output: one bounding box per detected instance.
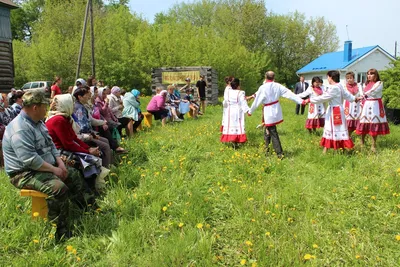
[45,94,104,190]
[146,89,169,127]
[122,89,143,134]
[95,87,120,129]
[74,88,127,158]
[166,85,183,122]
[172,83,181,98]
[108,86,131,137]
[67,86,74,94]
[7,88,16,105]
[120,88,126,100]
[2,90,91,240]
[10,90,24,115]
[184,88,199,119]
[0,93,16,126]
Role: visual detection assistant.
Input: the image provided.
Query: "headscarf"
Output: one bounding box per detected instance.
[111,86,121,95]
[159,90,168,97]
[97,87,106,100]
[131,89,140,98]
[47,94,74,119]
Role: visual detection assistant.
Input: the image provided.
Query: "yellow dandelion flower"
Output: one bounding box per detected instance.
[48,234,54,239]
[76,257,81,262]
[251,218,256,222]
[196,223,203,229]
[206,224,211,229]
[265,210,271,214]
[304,254,312,260]
[110,173,117,177]
[312,244,318,248]
[355,255,361,259]
[133,194,137,199]
[245,240,253,246]
[396,235,400,241]
[122,156,127,159]
[178,222,184,228]
[251,263,257,267]
[371,196,376,200]
[128,161,132,165]
[117,199,122,205]
[33,212,39,217]
[162,206,167,212]
[287,217,293,223]
[240,259,247,265]
[265,232,271,237]
[66,245,73,252]
[33,239,39,244]
[72,249,77,255]
[247,197,254,201]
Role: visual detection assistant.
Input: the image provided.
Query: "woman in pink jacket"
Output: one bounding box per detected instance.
[146,89,169,127]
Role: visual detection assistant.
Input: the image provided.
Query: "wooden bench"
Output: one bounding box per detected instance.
[187,109,194,118]
[143,112,153,127]
[20,189,48,219]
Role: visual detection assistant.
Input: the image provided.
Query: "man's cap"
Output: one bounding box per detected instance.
[22,90,49,106]
[185,77,191,82]
[75,78,87,87]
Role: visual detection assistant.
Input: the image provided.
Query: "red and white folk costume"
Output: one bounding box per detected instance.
[343,82,363,132]
[310,83,355,149]
[297,86,325,129]
[249,81,303,126]
[221,85,232,132]
[220,89,250,143]
[356,81,390,136]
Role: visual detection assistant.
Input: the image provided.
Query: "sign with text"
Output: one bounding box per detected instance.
[162,71,200,84]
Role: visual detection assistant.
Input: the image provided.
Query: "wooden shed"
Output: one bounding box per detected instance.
[0,0,18,93]
[151,66,218,104]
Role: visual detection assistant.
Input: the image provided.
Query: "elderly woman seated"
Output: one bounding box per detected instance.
[108,86,131,137]
[146,89,169,127]
[46,94,106,193]
[122,89,143,134]
[166,85,183,122]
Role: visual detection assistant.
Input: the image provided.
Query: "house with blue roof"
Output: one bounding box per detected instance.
[296,41,395,86]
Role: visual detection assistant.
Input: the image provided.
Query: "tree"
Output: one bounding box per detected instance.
[381,59,400,109]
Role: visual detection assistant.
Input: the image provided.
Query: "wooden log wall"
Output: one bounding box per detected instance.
[151,66,218,105]
[0,41,14,92]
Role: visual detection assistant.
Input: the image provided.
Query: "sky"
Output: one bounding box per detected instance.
[129,0,400,57]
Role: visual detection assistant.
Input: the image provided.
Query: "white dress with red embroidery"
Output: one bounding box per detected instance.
[356,81,390,136]
[342,82,363,132]
[310,83,355,149]
[220,89,250,143]
[297,86,325,129]
[221,85,232,132]
[248,81,303,126]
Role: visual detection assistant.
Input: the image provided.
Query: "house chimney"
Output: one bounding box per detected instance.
[344,41,352,61]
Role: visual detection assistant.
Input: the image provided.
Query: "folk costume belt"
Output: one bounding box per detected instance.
[264,100,279,107]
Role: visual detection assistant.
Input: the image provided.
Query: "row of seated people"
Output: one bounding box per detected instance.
[146,84,202,127]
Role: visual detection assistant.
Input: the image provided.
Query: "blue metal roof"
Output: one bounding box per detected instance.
[297,45,378,74]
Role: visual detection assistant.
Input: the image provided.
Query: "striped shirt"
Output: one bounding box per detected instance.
[2,110,59,176]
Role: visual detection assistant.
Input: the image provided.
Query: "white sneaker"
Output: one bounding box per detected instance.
[174,117,183,122]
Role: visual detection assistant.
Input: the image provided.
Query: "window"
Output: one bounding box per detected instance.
[31,82,39,88]
[357,72,367,84]
[21,83,31,90]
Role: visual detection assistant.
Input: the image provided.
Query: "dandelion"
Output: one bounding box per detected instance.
[196,223,203,229]
[303,254,315,260]
[396,235,400,241]
[251,218,256,222]
[287,217,293,223]
[251,262,257,267]
[117,199,122,205]
[33,212,39,217]
[110,173,118,177]
[265,232,271,237]
[312,244,318,248]
[48,234,54,239]
[66,245,73,252]
[76,257,81,262]
[72,249,77,255]
[265,210,271,214]
[122,156,127,159]
[240,259,247,265]
[206,224,211,229]
[355,255,361,259]
[371,196,376,200]
[247,198,254,201]
[128,161,132,165]
[162,206,167,212]
[245,240,253,246]
[178,222,184,228]
[33,239,39,244]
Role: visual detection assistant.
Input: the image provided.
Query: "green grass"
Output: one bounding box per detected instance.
[1,97,400,266]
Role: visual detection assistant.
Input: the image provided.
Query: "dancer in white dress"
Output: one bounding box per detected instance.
[297,76,325,134]
[221,76,234,132]
[305,71,361,153]
[221,78,250,145]
[343,71,363,133]
[355,68,390,152]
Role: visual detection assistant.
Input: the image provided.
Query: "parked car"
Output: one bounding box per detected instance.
[21,81,52,97]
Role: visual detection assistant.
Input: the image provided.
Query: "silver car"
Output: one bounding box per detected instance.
[21,81,52,97]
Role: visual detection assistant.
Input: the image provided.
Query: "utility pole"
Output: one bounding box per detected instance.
[395,41,398,59]
[76,0,95,80]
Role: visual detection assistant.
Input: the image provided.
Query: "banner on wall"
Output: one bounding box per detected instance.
[162,71,200,84]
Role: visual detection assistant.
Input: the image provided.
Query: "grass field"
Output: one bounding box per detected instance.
[1,97,400,266]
